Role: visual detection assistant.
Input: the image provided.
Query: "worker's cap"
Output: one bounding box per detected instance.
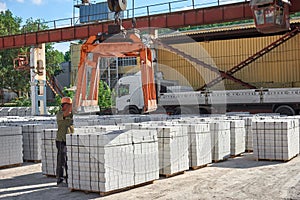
[61,97,72,105]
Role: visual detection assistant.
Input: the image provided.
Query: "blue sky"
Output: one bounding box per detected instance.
[0,0,241,52]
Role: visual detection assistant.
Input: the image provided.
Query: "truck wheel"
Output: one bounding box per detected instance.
[173,107,181,115]
[174,107,193,115]
[129,107,140,114]
[274,105,295,116]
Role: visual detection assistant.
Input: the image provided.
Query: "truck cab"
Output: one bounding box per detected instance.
[116,72,144,114]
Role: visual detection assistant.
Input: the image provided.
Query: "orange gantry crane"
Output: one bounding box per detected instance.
[74,0,157,113]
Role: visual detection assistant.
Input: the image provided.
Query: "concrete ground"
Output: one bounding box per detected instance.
[1,153,300,200]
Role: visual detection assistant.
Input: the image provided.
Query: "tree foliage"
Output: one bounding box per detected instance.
[64,50,71,62]
[0,10,21,36]
[46,44,65,77]
[98,80,116,110]
[0,11,29,96]
[0,10,69,104]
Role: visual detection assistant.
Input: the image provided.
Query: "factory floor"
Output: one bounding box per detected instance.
[1,153,299,200]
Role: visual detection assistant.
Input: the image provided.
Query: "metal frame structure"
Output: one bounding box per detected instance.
[0,1,293,50]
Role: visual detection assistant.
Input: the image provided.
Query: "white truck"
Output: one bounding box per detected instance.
[116,72,300,115]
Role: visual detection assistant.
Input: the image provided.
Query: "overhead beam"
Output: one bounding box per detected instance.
[0,0,299,50]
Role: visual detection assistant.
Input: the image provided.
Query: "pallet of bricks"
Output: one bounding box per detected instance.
[66,127,159,196]
[145,120,213,170]
[23,123,56,162]
[124,122,190,177]
[0,116,56,163]
[41,125,123,177]
[0,126,23,168]
[252,118,299,161]
[228,119,246,157]
[178,122,212,170]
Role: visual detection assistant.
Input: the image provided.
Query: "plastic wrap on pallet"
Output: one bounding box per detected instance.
[66,129,159,193]
[0,126,23,167]
[252,119,299,161]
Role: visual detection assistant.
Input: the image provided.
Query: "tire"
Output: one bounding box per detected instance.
[173,107,181,115]
[173,107,194,115]
[129,107,140,114]
[274,105,295,116]
[199,108,209,115]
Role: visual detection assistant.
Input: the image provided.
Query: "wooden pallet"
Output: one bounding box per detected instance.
[160,170,186,178]
[256,154,298,162]
[24,160,41,163]
[212,158,228,163]
[230,153,244,158]
[190,164,208,170]
[0,163,22,169]
[70,180,155,197]
[44,174,56,178]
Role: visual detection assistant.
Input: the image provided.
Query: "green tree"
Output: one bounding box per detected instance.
[0,11,29,98]
[0,11,67,104]
[46,43,65,77]
[98,80,115,110]
[64,50,71,62]
[0,10,21,36]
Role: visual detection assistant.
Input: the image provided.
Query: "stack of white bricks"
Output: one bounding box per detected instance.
[185,123,212,168]
[41,129,57,176]
[243,117,254,151]
[158,121,212,168]
[252,119,299,161]
[156,126,189,175]
[228,120,246,156]
[22,124,56,161]
[287,116,300,153]
[208,121,231,162]
[0,107,32,116]
[0,126,23,167]
[66,129,159,193]
[124,123,189,176]
[41,125,124,176]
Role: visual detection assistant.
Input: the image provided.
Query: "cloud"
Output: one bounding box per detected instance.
[16,0,25,3]
[0,2,6,12]
[31,0,43,5]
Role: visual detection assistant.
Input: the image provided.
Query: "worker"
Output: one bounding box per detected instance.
[56,97,74,187]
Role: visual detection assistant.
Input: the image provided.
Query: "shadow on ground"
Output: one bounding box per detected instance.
[0,164,101,200]
[210,153,283,169]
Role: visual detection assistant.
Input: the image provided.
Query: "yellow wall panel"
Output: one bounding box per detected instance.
[158,33,300,90]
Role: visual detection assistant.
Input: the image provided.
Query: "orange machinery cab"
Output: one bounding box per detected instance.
[250,0,291,34]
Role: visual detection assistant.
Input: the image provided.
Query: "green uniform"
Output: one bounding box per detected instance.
[56,110,74,142]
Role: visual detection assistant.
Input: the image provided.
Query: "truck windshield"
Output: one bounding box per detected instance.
[117,84,130,97]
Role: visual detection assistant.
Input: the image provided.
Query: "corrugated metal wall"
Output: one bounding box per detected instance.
[158,34,300,90]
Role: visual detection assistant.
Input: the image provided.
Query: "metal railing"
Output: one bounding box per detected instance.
[1,0,250,36]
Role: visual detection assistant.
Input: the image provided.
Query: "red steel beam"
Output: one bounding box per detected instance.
[0,1,299,50]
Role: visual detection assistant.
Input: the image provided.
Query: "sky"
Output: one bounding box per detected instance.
[0,0,242,52]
